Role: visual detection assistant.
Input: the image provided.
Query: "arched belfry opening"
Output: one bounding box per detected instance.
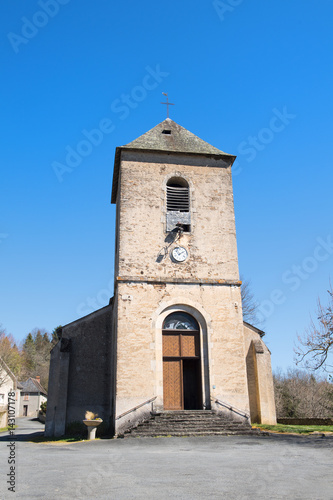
[162,312,202,410]
[166,177,190,212]
[166,177,191,232]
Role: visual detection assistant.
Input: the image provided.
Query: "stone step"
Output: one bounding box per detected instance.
[154,411,215,416]
[148,419,250,425]
[152,415,241,422]
[137,422,250,430]
[128,429,260,437]
[152,415,235,420]
[158,411,215,415]
[149,418,248,424]
[137,426,250,432]
[123,410,260,438]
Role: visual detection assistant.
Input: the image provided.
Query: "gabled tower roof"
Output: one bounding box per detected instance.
[111,118,236,203]
[123,118,233,156]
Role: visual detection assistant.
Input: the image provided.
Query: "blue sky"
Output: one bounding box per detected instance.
[0,0,332,374]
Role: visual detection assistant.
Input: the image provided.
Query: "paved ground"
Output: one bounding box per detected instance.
[0,418,332,499]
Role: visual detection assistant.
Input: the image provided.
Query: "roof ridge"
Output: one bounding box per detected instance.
[122,118,234,157]
[19,377,47,395]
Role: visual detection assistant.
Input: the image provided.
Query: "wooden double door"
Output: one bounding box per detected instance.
[163,329,202,410]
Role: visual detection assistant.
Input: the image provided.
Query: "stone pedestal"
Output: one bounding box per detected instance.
[83,419,103,440]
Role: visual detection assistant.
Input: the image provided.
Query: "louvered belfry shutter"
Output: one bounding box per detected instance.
[166,180,191,231]
[166,185,190,212]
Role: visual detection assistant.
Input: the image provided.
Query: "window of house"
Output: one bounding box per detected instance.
[0,394,4,405]
[166,177,191,232]
[23,393,29,401]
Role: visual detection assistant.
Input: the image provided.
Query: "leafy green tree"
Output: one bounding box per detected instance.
[35,330,44,352]
[22,332,36,373]
[51,326,62,347]
[21,328,53,389]
[40,401,47,414]
[1,324,61,390]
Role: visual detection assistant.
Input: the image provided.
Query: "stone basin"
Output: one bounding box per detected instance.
[83,419,103,439]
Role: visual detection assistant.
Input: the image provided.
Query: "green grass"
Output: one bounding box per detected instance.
[253,423,333,434]
[0,425,18,433]
[29,421,113,443]
[29,435,85,443]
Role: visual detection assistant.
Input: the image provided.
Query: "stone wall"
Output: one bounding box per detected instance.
[0,363,17,427]
[113,149,253,435]
[114,281,250,434]
[115,151,239,282]
[45,341,70,437]
[19,393,47,418]
[46,134,277,437]
[45,304,113,437]
[0,408,7,428]
[244,323,277,424]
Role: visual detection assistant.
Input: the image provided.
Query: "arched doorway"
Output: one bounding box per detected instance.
[162,312,202,410]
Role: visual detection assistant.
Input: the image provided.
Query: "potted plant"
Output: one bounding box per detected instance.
[83,411,103,440]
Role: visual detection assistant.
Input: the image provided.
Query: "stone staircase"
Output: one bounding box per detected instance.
[123,410,262,438]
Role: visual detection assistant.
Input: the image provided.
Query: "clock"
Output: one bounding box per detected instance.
[171,246,188,262]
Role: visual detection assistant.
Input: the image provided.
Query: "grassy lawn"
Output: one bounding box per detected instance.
[253,423,333,434]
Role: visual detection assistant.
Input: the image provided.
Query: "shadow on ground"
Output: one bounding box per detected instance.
[0,417,44,441]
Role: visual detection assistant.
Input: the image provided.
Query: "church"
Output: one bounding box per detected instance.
[45,118,276,437]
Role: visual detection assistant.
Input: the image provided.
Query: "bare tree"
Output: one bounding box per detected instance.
[0,357,15,389]
[0,325,22,380]
[240,276,260,325]
[295,283,333,373]
[274,368,333,418]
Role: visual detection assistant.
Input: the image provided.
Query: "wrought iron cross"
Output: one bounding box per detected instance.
[161,92,175,118]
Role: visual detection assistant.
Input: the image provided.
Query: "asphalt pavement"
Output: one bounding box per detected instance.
[0,418,332,499]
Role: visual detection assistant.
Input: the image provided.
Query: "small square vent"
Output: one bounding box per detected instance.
[162,130,171,135]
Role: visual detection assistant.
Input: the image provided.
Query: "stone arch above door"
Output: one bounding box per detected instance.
[152,299,212,411]
[162,311,201,410]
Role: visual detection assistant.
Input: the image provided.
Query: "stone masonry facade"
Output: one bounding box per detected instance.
[45,119,276,437]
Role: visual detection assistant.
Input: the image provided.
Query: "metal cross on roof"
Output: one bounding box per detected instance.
[161,92,175,118]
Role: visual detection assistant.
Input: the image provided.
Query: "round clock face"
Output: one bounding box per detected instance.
[171,246,188,262]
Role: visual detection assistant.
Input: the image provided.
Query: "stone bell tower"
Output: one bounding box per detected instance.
[45,117,276,438]
[111,118,271,434]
